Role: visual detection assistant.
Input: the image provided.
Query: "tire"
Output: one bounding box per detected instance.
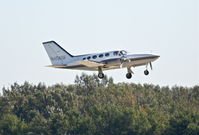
[144,70,149,75]
[98,73,104,79]
[126,73,132,79]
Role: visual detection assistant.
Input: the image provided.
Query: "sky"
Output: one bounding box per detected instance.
[0,0,198,91]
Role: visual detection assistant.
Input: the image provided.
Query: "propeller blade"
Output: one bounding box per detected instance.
[150,62,153,70]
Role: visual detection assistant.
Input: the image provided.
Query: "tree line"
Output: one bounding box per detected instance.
[0,73,199,135]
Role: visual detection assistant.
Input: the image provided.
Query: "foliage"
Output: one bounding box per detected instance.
[0,74,199,135]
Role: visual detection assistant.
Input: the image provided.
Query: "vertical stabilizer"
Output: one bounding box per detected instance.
[43,41,73,65]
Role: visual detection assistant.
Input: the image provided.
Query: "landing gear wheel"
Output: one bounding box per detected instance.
[98,73,104,79]
[144,70,149,75]
[126,73,132,79]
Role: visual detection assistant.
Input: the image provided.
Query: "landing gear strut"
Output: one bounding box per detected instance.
[98,67,104,79]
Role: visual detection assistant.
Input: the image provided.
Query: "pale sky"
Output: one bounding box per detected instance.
[0,0,198,91]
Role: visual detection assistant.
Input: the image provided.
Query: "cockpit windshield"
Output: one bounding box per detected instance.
[120,50,127,55]
[113,50,128,56]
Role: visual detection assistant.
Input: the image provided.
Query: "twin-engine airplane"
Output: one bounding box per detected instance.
[43,41,160,79]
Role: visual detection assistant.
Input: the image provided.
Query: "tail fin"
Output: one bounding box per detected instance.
[43,41,73,65]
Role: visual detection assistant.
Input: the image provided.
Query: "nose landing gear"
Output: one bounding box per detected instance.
[144,63,152,76]
[144,69,149,75]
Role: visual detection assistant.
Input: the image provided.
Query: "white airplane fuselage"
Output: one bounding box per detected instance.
[43,41,160,79]
[63,53,159,71]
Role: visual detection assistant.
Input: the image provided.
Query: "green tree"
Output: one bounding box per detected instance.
[0,114,27,135]
[165,108,199,135]
[0,74,199,135]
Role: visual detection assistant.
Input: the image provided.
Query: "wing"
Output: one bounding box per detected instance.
[77,60,105,67]
[46,65,67,68]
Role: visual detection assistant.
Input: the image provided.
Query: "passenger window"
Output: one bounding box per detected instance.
[105,53,110,57]
[99,54,104,58]
[113,51,119,56]
[87,56,91,60]
[92,55,97,59]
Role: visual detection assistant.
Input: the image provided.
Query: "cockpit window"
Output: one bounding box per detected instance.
[113,51,119,56]
[83,57,86,60]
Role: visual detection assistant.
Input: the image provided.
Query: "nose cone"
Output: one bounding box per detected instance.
[152,54,160,59]
[150,54,160,61]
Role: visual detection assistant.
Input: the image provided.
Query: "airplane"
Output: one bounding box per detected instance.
[43,41,160,79]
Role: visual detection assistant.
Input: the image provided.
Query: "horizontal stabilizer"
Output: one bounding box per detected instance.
[77,60,104,67]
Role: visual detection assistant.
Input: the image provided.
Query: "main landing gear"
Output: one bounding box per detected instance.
[98,73,104,79]
[98,67,104,79]
[126,73,132,79]
[126,67,133,79]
